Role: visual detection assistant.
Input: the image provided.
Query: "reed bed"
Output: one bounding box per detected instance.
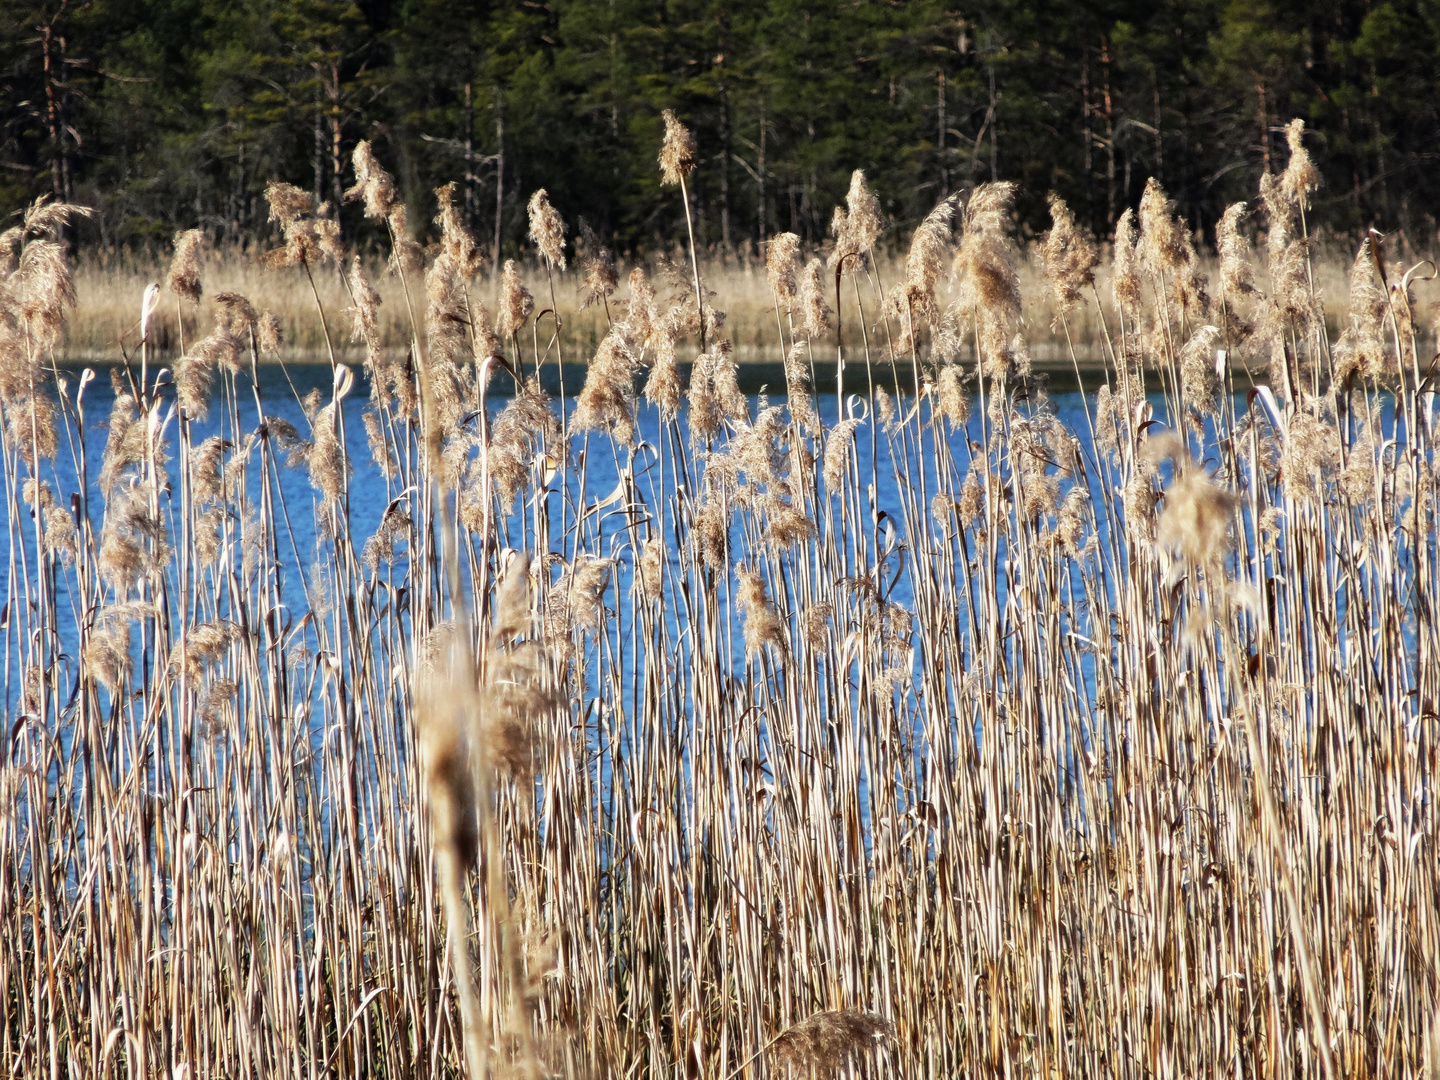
[2,116,1439,1079]
[62,227,1361,372]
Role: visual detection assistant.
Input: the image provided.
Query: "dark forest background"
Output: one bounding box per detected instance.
[3,0,1437,256]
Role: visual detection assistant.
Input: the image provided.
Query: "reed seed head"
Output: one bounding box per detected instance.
[1180,325,1224,416]
[829,169,883,272]
[497,260,535,340]
[736,564,786,658]
[1041,194,1097,326]
[658,110,697,186]
[904,193,960,322]
[766,233,802,308]
[798,257,832,340]
[264,182,313,228]
[347,257,383,357]
[935,365,970,430]
[577,219,618,308]
[955,182,1022,377]
[573,329,637,445]
[346,140,400,221]
[624,267,658,346]
[257,310,282,353]
[167,229,205,303]
[1111,208,1142,322]
[1216,202,1257,313]
[526,189,568,270]
[434,181,485,278]
[1281,118,1320,210]
[768,1009,894,1079]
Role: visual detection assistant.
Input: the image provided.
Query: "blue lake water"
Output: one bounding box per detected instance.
[0,360,1104,689]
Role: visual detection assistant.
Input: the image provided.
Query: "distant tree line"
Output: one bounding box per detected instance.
[3,0,1437,256]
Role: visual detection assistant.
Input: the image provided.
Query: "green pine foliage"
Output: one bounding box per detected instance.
[2,0,1438,251]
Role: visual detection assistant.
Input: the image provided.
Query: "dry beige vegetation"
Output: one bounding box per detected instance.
[65,242,1370,376]
[4,117,1440,1079]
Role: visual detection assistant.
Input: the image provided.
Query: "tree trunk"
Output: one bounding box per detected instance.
[313,83,325,210]
[330,64,344,233]
[938,69,948,196]
[720,79,732,252]
[493,86,505,276]
[1102,35,1116,226]
[757,97,766,243]
[464,80,476,231]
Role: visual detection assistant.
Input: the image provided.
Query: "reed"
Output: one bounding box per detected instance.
[2,118,1438,1080]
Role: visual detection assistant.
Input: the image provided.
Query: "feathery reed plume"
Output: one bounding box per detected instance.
[1339,240,1391,382]
[643,319,683,420]
[415,635,479,866]
[768,1010,893,1079]
[98,481,168,589]
[1111,207,1142,323]
[546,556,613,639]
[624,267,658,344]
[577,219,618,311]
[261,183,328,268]
[84,603,147,691]
[527,189,568,270]
[798,257,832,340]
[1040,194,1097,326]
[307,400,348,508]
[384,201,425,277]
[483,552,565,775]
[954,181,1022,378]
[783,341,818,428]
[634,537,664,600]
[13,239,77,352]
[1215,202,1257,345]
[498,260,535,340]
[736,564,786,658]
[362,410,398,479]
[313,215,346,264]
[412,630,486,1080]
[1280,118,1320,210]
[766,232,802,310]
[175,325,242,419]
[488,377,562,507]
[189,440,227,512]
[434,181,485,278]
[935,365,970,430]
[658,109,697,186]
[99,382,145,493]
[347,257,383,356]
[1148,433,1238,568]
[687,338,744,442]
[213,291,258,337]
[166,229,205,303]
[470,296,501,362]
[904,193,960,322]
[1179,324,1224,416]
[6,393,57,466]
[346,140,400,221]
[0,226,20,276]
[1056,485,1089,558]
[1138,177,1208,315]
[829,169,883,271]
[264,181,313,229]
[426,251,472,372]
[257,310,282,353]
[573,329,637,445]
[1216,203,1255,301]
[20,195,93,239]
[823,417,861,491]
